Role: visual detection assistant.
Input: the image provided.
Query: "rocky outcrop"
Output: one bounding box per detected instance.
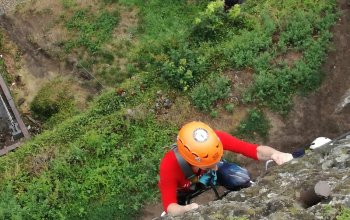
[335,89,350,114]
[163,134,350,220]
[0,0,25,15]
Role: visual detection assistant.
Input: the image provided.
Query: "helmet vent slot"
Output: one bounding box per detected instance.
[203,154,208,158]
[184,145,191,152]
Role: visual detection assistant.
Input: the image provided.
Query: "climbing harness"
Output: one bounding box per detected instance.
[172,145,225,204]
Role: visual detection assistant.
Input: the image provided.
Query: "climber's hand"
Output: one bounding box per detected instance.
[167,202,199,216]
[185,203,199,212]
[271,152,293,165]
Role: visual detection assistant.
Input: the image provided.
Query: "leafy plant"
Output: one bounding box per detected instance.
[219,29,272,69]
[60,0,77,9]
[0,185,24,219]
[64,9,119,53]
[234,108,270,141]
[30,78,78,122]
[336,207,350,220]
[189,1,243,43]
[151,40,208,91]
[224,103,235,113]
[191,74,231,112]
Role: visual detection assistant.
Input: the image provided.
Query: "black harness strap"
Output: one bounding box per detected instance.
[172,145,196,181]
[171,144,224,204]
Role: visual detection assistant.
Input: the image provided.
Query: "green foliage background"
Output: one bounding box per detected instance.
[0,87,176,219]
[30,78,78,123]
[0,0,342,219]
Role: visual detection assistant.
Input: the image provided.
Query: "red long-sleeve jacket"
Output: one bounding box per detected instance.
[158,130,258,211]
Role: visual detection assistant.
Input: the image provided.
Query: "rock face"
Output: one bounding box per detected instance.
[335,89,350,114]
[0,0,25,15]
[162,135,350,220]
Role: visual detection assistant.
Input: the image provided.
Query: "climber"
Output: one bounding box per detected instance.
[158,121,294,216]
[224,0,244,12]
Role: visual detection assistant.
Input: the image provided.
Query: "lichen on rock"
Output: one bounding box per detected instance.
[161,136,350,220]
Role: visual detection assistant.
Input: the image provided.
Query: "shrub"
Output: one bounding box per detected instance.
[243,69,294,115]
[152,40,208,91]
[278,11,314,48]
[191,74,231,112]
[210,110,218,118]
[220,29,272,69]
[30,78,77,122]
[0,185,24,219]
[234,108,270,141]
[189,1,243,43]
[224,103,235,112]
[0,116,175,220]
[337,207,350,220]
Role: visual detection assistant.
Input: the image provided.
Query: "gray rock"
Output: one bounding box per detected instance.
[159,138,350,220]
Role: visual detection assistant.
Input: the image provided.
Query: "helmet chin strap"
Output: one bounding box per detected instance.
[172,145,197,181]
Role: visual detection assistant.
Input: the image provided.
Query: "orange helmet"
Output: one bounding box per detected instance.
[177,121,223,167]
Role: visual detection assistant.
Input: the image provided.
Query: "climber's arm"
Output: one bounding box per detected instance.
[257,145,293,165]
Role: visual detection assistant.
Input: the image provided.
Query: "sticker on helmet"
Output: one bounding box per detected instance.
[193,128,208,142]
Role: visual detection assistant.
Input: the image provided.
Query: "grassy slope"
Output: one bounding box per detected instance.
[0,0,340,219]
[0,82,177,219]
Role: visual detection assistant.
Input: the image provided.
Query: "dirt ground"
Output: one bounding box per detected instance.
[137,0,350,219]
[0,14,97,109]
[0,0,138,117]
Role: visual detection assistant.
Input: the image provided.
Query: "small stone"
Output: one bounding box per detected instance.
[163,99,172,108]
[314,181,331,197]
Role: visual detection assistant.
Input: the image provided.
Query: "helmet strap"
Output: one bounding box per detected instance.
[172,145,197,181]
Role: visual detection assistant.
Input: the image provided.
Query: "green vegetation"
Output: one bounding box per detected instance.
[0,84,176,219]
[30,78,78,124]
[189,2,242,43]
[0,59,4,70]
[59,1,122,86]
[234,108,270,141]
[118,0,207,41]
[0,0,339,219]
[337,207,350,220]
[30,79,74,121]
[225,103,235,113]
[64,9,119,53]
[0,32,13,84]
[150,40,209,91]
[0,31,3,50]
[133,0,337,115]
[191,73,231,112]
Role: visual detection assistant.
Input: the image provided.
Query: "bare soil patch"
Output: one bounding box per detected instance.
[0,0,104,132]
[274,50,303,67]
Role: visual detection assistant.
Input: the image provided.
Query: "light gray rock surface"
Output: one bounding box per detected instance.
[161,135,350,220]
[0,0,26,15]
